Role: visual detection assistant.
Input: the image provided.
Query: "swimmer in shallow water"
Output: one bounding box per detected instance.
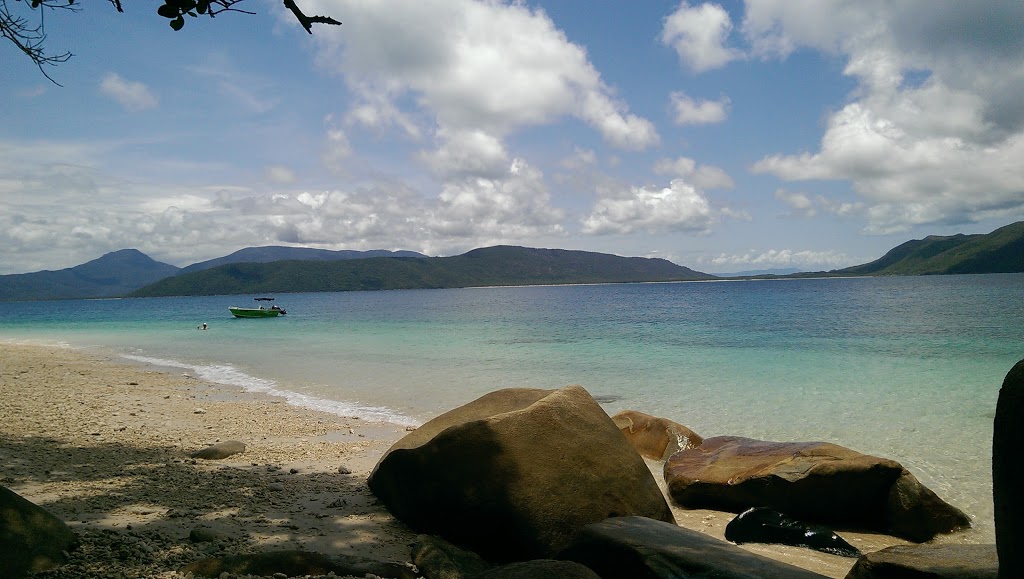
[198,322,208,330]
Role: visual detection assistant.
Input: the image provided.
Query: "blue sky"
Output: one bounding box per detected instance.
[3,0,1024,275]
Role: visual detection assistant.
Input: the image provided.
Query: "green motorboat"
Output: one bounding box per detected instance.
[229,297,287,318]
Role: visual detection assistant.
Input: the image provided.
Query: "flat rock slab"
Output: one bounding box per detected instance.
[559,515,829,579]
[845,543,997,579]
[664,436,969,542]
[190,440,246,460]
[1,486,79,577]
[473,559,601,578]
[181,549,417,579]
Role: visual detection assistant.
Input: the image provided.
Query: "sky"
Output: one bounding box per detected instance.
[2,0,1024,275]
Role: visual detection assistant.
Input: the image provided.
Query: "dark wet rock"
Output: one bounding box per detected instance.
[189,440,246,460]
[472,559,600,578]
[558,515,828,578]
[0,485,79,577]
[611,409,703,461]
[665,436,970,542]
[368,385,674,562]
[181,549,417,578]
[724,506,861,558]
[412,534,490,579]
[845,543,998,578]
[994,358,1024,578]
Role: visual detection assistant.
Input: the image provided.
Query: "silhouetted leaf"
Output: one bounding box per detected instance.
[170,15,185,30]
[157,4,179,18]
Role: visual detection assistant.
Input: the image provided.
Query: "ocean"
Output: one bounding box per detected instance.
[2,273,1022,542]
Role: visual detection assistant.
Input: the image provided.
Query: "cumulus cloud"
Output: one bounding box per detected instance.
[302,0,658,158]
[774,189,816,217]
[0,130,573,273]
[661,2,740,72]
[582,179,714,235]
[654,156,735,190]
[322,115,353,174]
[669,91,730,125]
[419,128,509,178]
[745,0,1024,232]
[703,248,857,271]
[775,188,864,219]
[99,73,158,111]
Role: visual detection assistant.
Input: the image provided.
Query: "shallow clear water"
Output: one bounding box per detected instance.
[3,274,1022,541]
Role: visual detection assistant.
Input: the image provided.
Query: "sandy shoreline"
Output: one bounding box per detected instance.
[2,343,922,577]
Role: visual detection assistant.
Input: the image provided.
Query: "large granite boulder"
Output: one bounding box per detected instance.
[665,436,970,542]
[368,385,675,562]
[994,359,1024,578]
[845,544,998,579]
[610,410,703,461]
[558,515,828,578]
[1,486,78,577]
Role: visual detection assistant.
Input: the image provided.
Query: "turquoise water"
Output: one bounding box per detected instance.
[3,274,1022,541]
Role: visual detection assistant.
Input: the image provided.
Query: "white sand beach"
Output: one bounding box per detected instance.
[1,343,927,578]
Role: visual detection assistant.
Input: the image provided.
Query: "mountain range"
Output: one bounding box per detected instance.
[1,220,1022,301]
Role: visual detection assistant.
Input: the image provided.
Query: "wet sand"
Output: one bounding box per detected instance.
[1,343,910,577]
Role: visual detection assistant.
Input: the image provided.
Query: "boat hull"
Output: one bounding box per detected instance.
[228,307,284,318]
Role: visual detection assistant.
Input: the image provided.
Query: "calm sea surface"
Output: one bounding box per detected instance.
[2,274,1022,541]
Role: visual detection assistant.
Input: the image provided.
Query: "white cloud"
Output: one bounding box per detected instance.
[774,189,815,216]
[661,2,740,73]
[654,156,735,190]
[582,179,714,235]
[669,91,730,125]
[745,0,1024,232]
[265,165,297,184]
[99,73,158,111]
[302,0,658,159]
[419,128,509,178]
[704,248,857,271]
[322,115,353,174]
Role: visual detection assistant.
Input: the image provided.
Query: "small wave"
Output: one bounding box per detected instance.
[120,353,418,426]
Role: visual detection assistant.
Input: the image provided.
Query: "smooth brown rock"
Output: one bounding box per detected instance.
[189,440,246,460]
[611,410,703,461]
[368,386,675,562]
[994,359,1024,578]
[0,485,78,577]
[558,515,828,578]
[664,436,969,542]
[845,543,998,579]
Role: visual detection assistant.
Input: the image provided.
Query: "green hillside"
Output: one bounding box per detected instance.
[129,245,715,297]
[837,221,1024,275]
[0,249,181,301]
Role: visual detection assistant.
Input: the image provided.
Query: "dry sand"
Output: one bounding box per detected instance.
[2,343,913,578]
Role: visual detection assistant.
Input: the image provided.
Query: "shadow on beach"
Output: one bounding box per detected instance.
[2,431,417,577]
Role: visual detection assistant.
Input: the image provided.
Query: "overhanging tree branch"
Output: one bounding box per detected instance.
[2,0,341,84]
[282,0,340,34]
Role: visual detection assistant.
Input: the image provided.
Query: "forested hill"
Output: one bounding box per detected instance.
[129,245,715,297]
[180,246,426,274]
[0,249,180,301]
[835,220,1024,275]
